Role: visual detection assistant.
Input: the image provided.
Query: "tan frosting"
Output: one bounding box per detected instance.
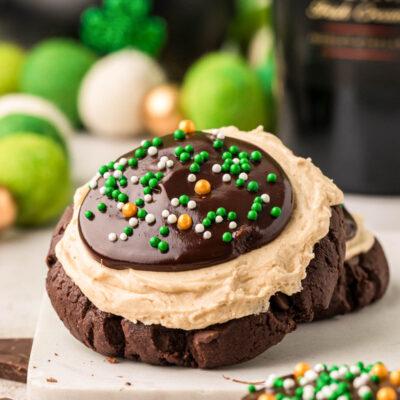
[55,126,343,330]
[345,213,374,261]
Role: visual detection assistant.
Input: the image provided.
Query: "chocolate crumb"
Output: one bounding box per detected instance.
[125,382,131,386]
[46,377,58,383]
[105,357,118,364]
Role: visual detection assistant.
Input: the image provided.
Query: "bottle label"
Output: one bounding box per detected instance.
[305,0,400,62]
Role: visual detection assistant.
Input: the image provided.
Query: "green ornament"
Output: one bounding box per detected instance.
[267,172,277,183]
[105,176,116,187]
[247,181,259,192]
[248,210,258,220]
[159,226,169,236]
[105,187,113,197]
[152,137,163,147]
[222,232,232,242]
[273,377,284,388]
[118,192,128,202]
[190,163,200,173]
[112,189,120,199]
[155,172,164,180]
[174,146,184,156]
[141,140,151,149]
[222,151,232,160]
[213,139,223,149]
[135,148,146,159]
[194,154,205,164]
[99,165,108,175]
[116,164,125,171]
[124,226,133,236]
[271,206,282,218]
[202,217,212,227]
[185,144,194,153]
[137,209,147,219]
[241,163,251,172]
[230,164,241,175]
[227,211,237,221]
[229,145,239,155]
[174,129,186,140]
[119,178,127,187]
[236,178,245,187]
[179,195,189,205]
[250,150,262,162]
[200,150,209,160]
[221,162,230,172]
[370,375,380,384]
[135,198,144,207]
[296,388,303,397]
[239,151,248,159]
[248,385,256,393]
[216,207,227,217]
[150,236,160,248]
[158,240,169,252]
[85,210,94,220]
[143,186,152,195]
[179,152,191,162]
[97,202,107,212]
[252,202,262,212]
[107,161,115,169]
[145,171,155,179]
[254,196,262,203]
[148,178,158,188]
[140,176,148,185]
[207,211,216,221]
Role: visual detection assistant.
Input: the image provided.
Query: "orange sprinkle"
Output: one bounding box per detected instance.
[371,363,389,380]
[390,370,400,386]
[294,362,311,380]
[122,203,137,218]
[178,119,196,136]
[194,179,211,195]
[377,387,397,400]
[177,214,192,230]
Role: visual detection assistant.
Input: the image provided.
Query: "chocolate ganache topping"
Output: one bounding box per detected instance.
[78,131,293,272]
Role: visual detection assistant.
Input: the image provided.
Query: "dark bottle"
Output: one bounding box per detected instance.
[273,0,400,194]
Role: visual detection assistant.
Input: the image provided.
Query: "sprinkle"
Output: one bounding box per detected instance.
[203,231,212,239]
[239,172,248,180]
[85,210,94,220]
[185,144,194,153]
[202,218,212,227]
[137,209,147,219]
[98,203,107,212]
[108,233,117,241]
[212,164,222,173]
[229,221,237,229]
[104,172,110,179]
[252,202,262,212]
[118,193,128,203]
[174,129,186,140]
[222,151,232,160]
[350,365,361,375]
[147,146,158,156]
[117,202,124,210]
[167,214,177,224]
[171,198,179,207]
[119,157,127,166]
[120,233,128,241]
[144,194,152,203]
[330,370,340,380]
[129,217,138,227]
[222,232,232,242]
[227,211,237,221]
[148,178,158,188]
[124,226,133,236]
[230,164,241,175]
[222,174,231,182]
[358,386,372,398]
[166,160,174,168]
[150,236,160,248]
[236,178,245,187]
[159,226,169,236]
[216,207,227,217]
[247,181,259,192]
[89,180,97,189]
[232,158,240,164]
[131,175,139,184]
[99,165,108,175]
[135,198,144,207]
[267,172,277,183]
[215,215,223,223]
[250,150,262,162]
[161,210,170,218]
[178,214,192,230]
[283,378,295,389]
[152,137,163,147]
[187,174,196,182]
[100,186,106,194]
[113,162,120,169]
[145,214,156,224]
[174,146,184,156]
[135,148,146,159]
[188,200,197,209]
[190,162,200,173]
[262,193,270,203]
[179,195,189,205]
[271,206,282,218]
[160,156,168,163]
[128,157,138,167]
[195,179,211,195]
[194,154,205,164]
[195,224,205,233]
[158,241,169,252]
[213,139,223,149]
[179,152,191,162]
[141,140,151,148]
[200,151,209,160]
[304,370,318,381]
[178,120,195,134]
[216,132,225,140]
[248,210,258,220]
[157,161,166,170]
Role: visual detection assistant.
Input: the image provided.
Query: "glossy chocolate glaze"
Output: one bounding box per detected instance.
[78,131,293,272]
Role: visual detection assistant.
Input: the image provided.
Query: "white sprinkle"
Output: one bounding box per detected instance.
[261,193,270,203]
[117,202,124,210]
[120,233,128,241]
[338,366,348,378]
[239,172,248,181]
[161,209,170,218]
[171,198,179,207]
[229,221,237,229]
[144,194,152,203]
[95,172,101,179]
[300,377,309,386]
[166,160,174,168]
[216,132,225,140]
[167,214,177,224]
[350,365,361,376]
[353,377,362,389]
[160,156,168,163]
[108,233,117,242]
[129,217,138,227]
[358,386,371,398]
[222,173,231,182]
[203,231,212,239]
[314,363,325,373]
[233,158,240,164]
[210,128,219,135]
[89,180,97,189]
[330,370,340,380]
[188,200,196,209]
[305,370,318,382]
[338,396,349,400]
[119,157,127,166]
[264,374,276,389]
[113,162,120,169]
[187,174,196,182]
[131,175,139,184]
[316,392,325,400]
[148,146,158,156]
[114,170,122,178]
[145,214,155,224]
[195,224,205,233]
[304,385,315,394]
[329,383,338,392]
[99,186,106,194]
[283,378,295,390]
[212,164,221,173]
[157,160,166,170]
[215,215,223,223]
[103,172,110,179]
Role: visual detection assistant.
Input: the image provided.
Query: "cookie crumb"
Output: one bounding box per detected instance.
[46,377,58,383]
[105,357,118,364]
[125,382,131,386]
[54,353,58,356]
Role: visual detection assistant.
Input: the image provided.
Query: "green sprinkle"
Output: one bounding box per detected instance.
[85,210,94,220]
[105,187,113,197]
[248,384,256,393]
[202,218,212,227]
[227,211,237,221]
[152,137,163,147]
[124,226,133,236]
[252,202,262,212]
[141,140,151,149]
[370,375,380,383]
[221,163,230,172]
[150,236,160,248]
[247,181,259,192]
[107,161,115,169]
[338,382,349,394]
[273,377,284,388]
[239,151,248,159]
[116,165,125,171]
[194,154,205,164]
[185,144,194,153]
[213,139,223,149]
[145,171,155,179]
[112,189,120,199]
[149,178,158,188]
[271,206,282,218]
[276,394,284,400]
[320,373,330,383]
[248,210,258,220]
[190,163,200,173]
[241,163,251,172]
[159,226,169,236]
[119,178,127,187]
[236,178,245,187]
[222,151,232,160]
[229,145,239,155]
[135,198,144,207]
[155,172,164,180]
[179,195,189,205]
[250,150,262,162]
[356,362,364,370]
[224,157,233,165]
[216,207,227,217]
[230,164,241,175]
[140,176,148,186]
[174,129,186,140]
[143,186,152,195]
[118,193,128,203]
[137,209,147,219]
[222,232,232,242]
[135,148,146,159]
[158,241,169,252]
[362,392,373,400]
[105,176,116,187]
[207,211,216,221]
[200,151,209,160]
[267,173,277,183]
[254,196,262,204]
[99,165,108,175]
[128,157,138,167]
[365,364,373,373]
[296,388,303,397]
[179,152,191,162]
[97,203,106,212]
[175,146,184,157]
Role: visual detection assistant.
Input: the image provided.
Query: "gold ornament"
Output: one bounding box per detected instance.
[142,84,184,136]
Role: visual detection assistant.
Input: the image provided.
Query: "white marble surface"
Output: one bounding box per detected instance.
[0,133,399,399]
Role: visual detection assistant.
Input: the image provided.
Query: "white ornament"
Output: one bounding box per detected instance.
[262,193,270,203]
[187,174,196,182]
[103,172,110,179]
[119,157,127,166]
[203,231,212,239]
[161,209,170,218]
[120,233,128,241]
[358,386,371,398]
[195,224,205,233]
[129,217,138,227]
[314,363,325,373]
[283,378,295,389]
[166,160,174,168]
[212,164,221,173]
[157,161,166,170]
[305,370,318,382]
[215,215,223,223]
[89,180,97,189]
[108,233,117,242]
[167,214,177,224]
[160,156,168,163]
[238,172,248,180]
[233,158,240,164]
[148,146,158,156]
[144,194,152,203]
[222,174,231,182]
[113,170,122,178]
[117,202,124,210]
[171,198,179,207]
[99,186,106,194]
[130,175,139,184]
[145,214,155,224]
[188,200,197,209]
[229,221,237,230]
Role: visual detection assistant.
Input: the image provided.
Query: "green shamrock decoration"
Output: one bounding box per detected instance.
[80,0,166,57]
